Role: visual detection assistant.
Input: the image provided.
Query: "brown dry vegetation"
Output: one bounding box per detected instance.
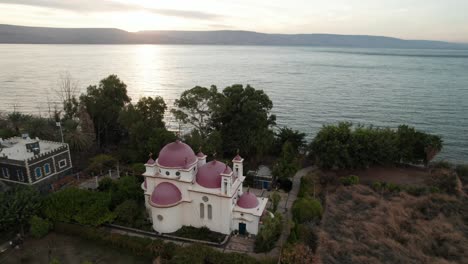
[316,185,468,264]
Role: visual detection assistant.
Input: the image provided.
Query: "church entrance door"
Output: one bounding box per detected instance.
[239,223,246,235]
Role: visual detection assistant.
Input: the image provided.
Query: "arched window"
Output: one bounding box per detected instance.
[35,167,42,178]
[208,204,212,220]
[200,203,204,219]
[44,164,51,175]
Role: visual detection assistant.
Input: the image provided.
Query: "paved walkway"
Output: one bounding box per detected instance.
[276,166,316,258]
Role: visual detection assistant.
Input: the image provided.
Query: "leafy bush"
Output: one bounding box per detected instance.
[255,213,283,253]
[270,192,281,213]
[29,215,51,238]
[456,164,468,183]
[169,243,258,264]
[54,223,166,258]
[108,176,144,208]
[371,181,401,193]
[277,177,293,192]
[171,226,226,243]
[339,175,360,186]
[310,122,442,169]
[432,160,452,169]
[86,154,118,175]
[113,200,146,228]
[42,188,115,226]
[292,197,323,224]
[429,171,459,195]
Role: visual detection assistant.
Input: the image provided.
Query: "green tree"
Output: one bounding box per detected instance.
[119,96,175,162]
[254,212,282,252]
[114,200,144,227]
[0,186,41,235]
[109,176,144,208]
[274,127,307,155]
[29,215,51,238]
[211,84,276,159]
[62,119,93,152]
[292,197,322,224]
[86,154,117,175]
[80,75,131,147]
[270,192,281,213]
[42,188,115,226]
[272,141,300,179]
[171,86,218,139]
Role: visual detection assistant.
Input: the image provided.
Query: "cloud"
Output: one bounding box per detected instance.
[0,0,222,20]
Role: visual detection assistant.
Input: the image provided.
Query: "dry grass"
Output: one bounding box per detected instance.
[317,185,468,264]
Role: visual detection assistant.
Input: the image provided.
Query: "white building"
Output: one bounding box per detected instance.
[142,140,268,235]
[0,135,72,189]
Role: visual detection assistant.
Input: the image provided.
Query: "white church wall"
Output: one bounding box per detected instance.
[151,205,182,233]
[231,212,260,235]
[185,191,233,234]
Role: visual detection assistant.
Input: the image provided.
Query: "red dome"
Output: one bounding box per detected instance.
[196,160,232,188]
[157,141,197,168]
[237,192,259,209]
[150,182,182,207]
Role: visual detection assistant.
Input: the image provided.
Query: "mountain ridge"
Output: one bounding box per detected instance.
[1,24,467,49]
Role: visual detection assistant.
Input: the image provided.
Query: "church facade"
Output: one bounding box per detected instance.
[142,140,268,235]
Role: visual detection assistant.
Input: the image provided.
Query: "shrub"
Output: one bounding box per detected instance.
[277,177,293,192]
[292,197,323,224]
[171,226,225,243]
[432,160,452,169]
[42,187,115,226]
[270,192,281,213]
[309,122,442,169]
[429,171,459,195]
[170,243,257,264]
[29,215,51,238]
[456,164,468,183]
[54,223,166,258]
[255,213,283,253]
[386,183,401,192]
[339,175,359,186]
[114,200,143,227]
[405,186,429,196]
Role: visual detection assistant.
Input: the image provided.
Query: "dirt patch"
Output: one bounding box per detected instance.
[324,165,431,186]
[317,185,468,264]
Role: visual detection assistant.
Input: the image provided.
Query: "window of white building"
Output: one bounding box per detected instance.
[58,159,67,169]
[35,167,42,178]
[16,169,24,181]
[44,163,51,175]
[1,168,9,179]
[208,204,212,220]
[200,203,204,219]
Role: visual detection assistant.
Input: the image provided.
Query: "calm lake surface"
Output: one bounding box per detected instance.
[0,44,467,162]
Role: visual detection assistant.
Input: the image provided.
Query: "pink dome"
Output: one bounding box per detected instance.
[197,151,206,157]
[157,141,197,168]
[233,154,243,161]
[150,182,182,207]
[196,160,232,188]
[237,192,259,209]
[146,158,155,165]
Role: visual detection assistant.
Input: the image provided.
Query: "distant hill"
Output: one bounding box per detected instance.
[1,24,467,49]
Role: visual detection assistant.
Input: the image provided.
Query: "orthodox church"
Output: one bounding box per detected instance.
[142,140,268,235]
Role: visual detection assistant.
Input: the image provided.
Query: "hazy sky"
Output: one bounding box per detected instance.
[1,0,467,42]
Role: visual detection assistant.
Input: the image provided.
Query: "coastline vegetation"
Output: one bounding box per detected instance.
[2,73,467,263]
